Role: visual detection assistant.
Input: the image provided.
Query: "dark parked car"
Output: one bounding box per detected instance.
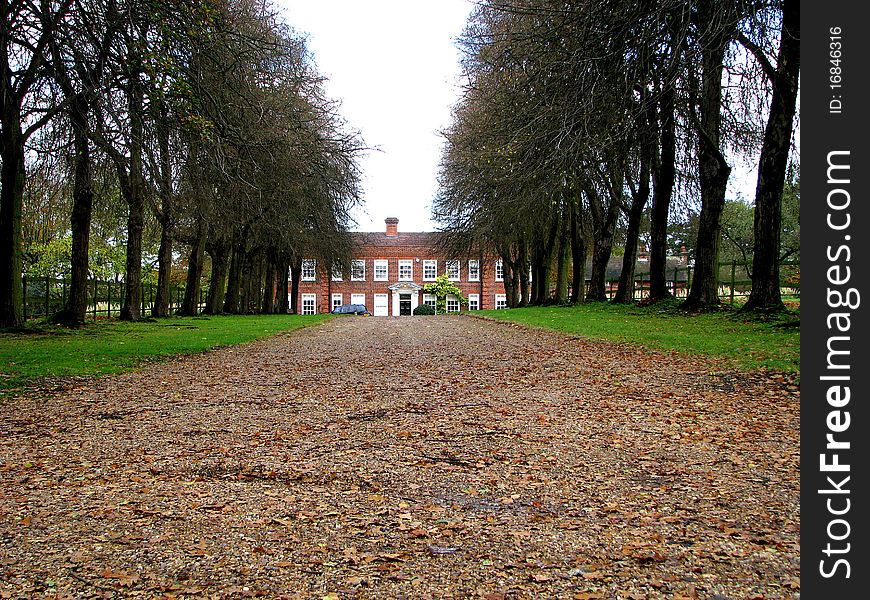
[331,303,371,315]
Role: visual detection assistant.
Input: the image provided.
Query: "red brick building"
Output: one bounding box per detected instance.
[296,217,507,315]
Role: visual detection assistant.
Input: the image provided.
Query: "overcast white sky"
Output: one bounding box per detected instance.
[275,0,475,233]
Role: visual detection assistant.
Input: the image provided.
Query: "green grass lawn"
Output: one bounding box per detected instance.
[0,314,332,394]
[475,301,800,374]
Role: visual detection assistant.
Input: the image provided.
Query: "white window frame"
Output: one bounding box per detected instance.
[468,260,480,282]
[302,293,317,315]
[373,259,389,281]
[446,294,460,313]
[351,259,366,281]
[302,259,317,282]
[446,260,460,281]
[331,293,343,311]
[423,260,437,281]
[495,294,507,310]
[423,293,437,310]
[373,293,389,316]
[351,293,366,307]
[331,265,342,281]
[398,260,413,281]
[495,259,504,282]
[467,293,479,311]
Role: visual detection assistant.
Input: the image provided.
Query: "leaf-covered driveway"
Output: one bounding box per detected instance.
[1,315,799,599]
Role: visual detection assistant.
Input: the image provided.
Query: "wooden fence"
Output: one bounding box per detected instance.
[603,260,800,302]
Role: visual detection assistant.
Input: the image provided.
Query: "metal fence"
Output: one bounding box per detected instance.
[23,260,798,319]
[22,276,206,320]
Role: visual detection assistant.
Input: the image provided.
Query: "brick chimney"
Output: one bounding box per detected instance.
[385,217,399,237]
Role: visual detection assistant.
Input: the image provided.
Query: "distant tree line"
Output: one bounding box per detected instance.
[2,0,365,326]
[433,0,799,312]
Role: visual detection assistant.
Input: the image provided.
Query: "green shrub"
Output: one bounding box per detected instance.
[413,304,436,316]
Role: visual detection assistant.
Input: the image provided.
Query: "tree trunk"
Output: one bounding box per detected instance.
[648,66,678,302]
[238,251,253,314]
[262,253,278,314]
[684,13,732,310]
[276,260,291,313]
[241,251,263,314]
[289,263,301,314]
[205,242,229,315]
[63,99,95,325]
[499,250,518,307]
[743,0,799,312]
[585,183,620,302]
[569,198,586,303]
[0,122,25,327]
[586,237,613,302]
[152,105,173,318]
[153,212,173,317]
[223,245,243,314]
[507,257,520,307]
[615,155,651,303]
[517,241,530,307]
[554,201,570,304]
[180,222,207,316]
[532,212,559,304]
[119,78,146,321]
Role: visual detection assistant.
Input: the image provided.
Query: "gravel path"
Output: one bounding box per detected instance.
[1,315,800,599]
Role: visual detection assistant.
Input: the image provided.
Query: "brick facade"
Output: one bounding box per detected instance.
[296,218,506,315]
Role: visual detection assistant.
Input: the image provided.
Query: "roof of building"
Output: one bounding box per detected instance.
[351,231,442,249]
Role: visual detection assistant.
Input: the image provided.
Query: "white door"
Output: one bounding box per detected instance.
[351,293,366,307]
[374,293,388,316]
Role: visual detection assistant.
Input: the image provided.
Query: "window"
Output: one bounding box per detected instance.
[423,294,436,310]
[495,259,504,282]
[468,293,479,311]
[351,293,366,307]
[495,294,507,310]
[374,259,388,281]
[302,293,317,315]
[302,259,316,281]
[331,294,343,311]
[398,260,413,281]
[468,260,480,282]
[423,260,437,280]
[331,265,342,281]
[351,259,366,281]
[446,260,460,281]
[446,294,460,313]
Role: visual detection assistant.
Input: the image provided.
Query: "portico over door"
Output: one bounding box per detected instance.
[387,281,422,316]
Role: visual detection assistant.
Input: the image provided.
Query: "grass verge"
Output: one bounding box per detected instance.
[475,301,799,374]
[0,314,333,394]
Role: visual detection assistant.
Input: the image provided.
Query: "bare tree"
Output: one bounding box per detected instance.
[1,0,72,326]
[47,0,121,325]
[741,0,799,312]
[682,0,744,310]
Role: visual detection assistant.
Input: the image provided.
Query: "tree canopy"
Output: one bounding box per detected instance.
[1,0,366,325]
[433,0,800,311]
